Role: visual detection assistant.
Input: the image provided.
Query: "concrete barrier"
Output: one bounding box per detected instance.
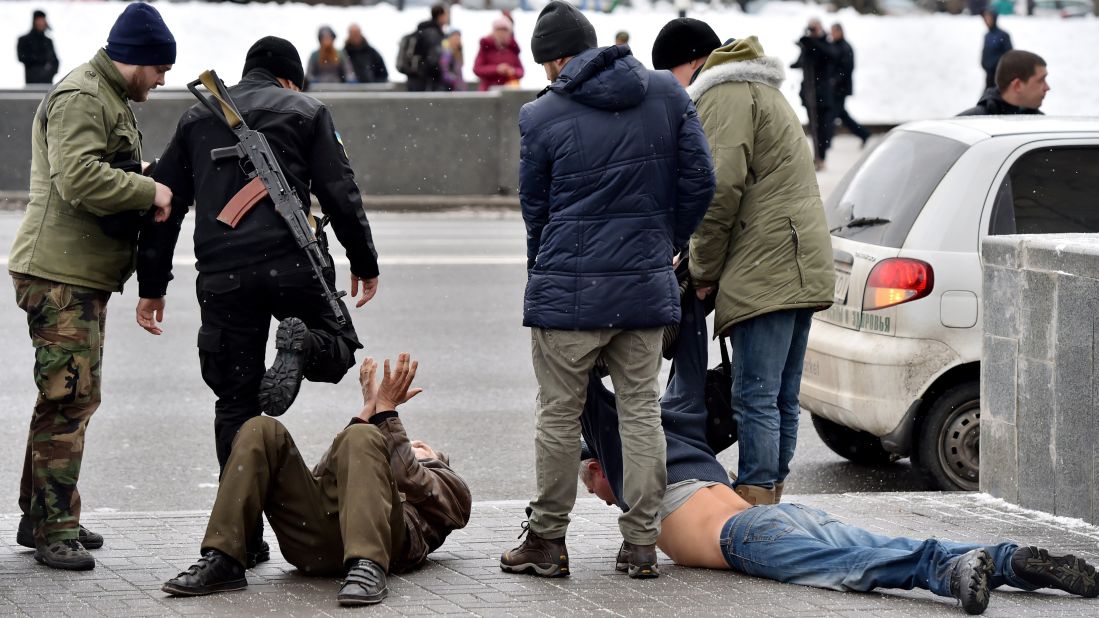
[981,234,1099,525]
[0,88,534,197]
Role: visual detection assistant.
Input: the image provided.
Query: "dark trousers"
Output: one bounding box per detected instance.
[202,417,405,575]
[810,104,834,161]
[195,252,361,471]
[833,94,870,143]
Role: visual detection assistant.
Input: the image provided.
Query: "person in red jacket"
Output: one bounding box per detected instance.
[473,16,524,91]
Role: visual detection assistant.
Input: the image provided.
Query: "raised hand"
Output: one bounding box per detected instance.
[357,357,379,421]
[376,353,423,412]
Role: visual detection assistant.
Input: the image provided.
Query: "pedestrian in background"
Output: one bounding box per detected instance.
[8,2,175,571]
[959,49,1048,116]
[307,26,353,85]
[17,9,59,85]
[829,23,870,146]
[345,24,389,83]
[499,1,714,581]
[473,17,523,90]
[440,30,466,91]
[405,3,449,91]
[791,18,837,170]
[981,10,1012,89]
[652,18,834,506]
[615,30,630,45]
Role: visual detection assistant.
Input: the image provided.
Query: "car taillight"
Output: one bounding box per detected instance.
[862,258,934,311]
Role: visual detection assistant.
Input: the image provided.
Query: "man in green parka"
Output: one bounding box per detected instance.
[7,2,176,571]
[652,19,834,507]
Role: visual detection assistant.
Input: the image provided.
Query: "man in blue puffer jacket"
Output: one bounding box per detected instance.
[499,0,715,581]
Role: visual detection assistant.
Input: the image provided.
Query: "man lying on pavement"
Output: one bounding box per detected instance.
[162,353,472,607]
[577,295,1097,615]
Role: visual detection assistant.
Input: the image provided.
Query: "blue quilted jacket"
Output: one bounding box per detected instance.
[519,45,715,330]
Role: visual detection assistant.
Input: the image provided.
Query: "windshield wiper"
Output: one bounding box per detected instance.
[830,217,891,233]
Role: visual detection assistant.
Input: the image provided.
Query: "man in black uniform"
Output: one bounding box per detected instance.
[17,9,59,85]
[136,36,379,562]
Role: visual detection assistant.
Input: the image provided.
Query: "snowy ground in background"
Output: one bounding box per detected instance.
[1,1,1097,123]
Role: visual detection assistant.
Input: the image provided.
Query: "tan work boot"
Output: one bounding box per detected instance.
[500,528,569,577]
[734,484,777,506]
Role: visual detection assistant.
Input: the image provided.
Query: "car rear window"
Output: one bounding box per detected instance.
[824,131,968,248]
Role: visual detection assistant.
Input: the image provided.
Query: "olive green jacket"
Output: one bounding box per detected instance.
[9,49,156,292]
[686,37,833,336]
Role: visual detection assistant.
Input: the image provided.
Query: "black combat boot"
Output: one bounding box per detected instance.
[259,317,309,417]
[18,515,103,550]
[34,539,95,571]
[162,549,247,596]
[948,548,993,615]
[1011,546,1098,598]
[338,559,388,606]
[615,541,659,579]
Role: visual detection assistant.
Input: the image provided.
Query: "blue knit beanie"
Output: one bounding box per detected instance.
[105,3,176,66]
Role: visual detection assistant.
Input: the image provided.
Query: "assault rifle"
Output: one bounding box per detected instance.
[186,70,347,326]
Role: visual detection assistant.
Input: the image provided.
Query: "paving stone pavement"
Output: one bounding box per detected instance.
[2,493,1098,617]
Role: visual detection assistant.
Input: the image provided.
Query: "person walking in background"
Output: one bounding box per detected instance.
[615,31,630,46]
[498,1,715,581]
[829,23,870,147]
[439,30,466,91]
[345,24,389,84]
[959,50,1048,116]
[9,2,175,570]
[17,9,59,85]
[652,17,834,506]
[307,26,354,85]
[791,18,838,170]
[473,17,523,90]
[404,4,449,91]
[981,10,1012,89]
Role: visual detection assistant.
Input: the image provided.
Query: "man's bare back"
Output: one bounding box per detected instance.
[658,484,750,569]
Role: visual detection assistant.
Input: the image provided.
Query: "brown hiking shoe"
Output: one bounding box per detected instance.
[734,484,777,505]
[615,541,659,579]
[34,539,95,571]
[500,524,569,578]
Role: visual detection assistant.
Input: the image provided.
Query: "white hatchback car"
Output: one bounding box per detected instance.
[801,117,1099,490]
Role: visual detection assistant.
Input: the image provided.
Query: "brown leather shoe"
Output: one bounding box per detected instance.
[500,527,569,577]
[615,541,659,579]
[734,484,777,505]
[774,481,785,503]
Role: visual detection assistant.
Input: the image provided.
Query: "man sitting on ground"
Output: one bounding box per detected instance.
[162,354,471,607]
[580,295,1098,615]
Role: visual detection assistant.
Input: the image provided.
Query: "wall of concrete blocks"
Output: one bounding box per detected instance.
[981,234,1099,524]
[0,89,533,196]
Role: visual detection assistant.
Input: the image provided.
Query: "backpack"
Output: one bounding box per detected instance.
[396,30,422,77]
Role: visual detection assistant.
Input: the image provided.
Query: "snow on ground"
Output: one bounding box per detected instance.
[1,1,1097,124]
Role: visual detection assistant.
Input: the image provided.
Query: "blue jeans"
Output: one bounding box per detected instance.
[730,307,815,488]
[721,504,1037,597]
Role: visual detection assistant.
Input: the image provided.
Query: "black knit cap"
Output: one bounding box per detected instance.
[105,3,176,66]
[531,0,597,65]
[652,18,721,71]
[243,36,305,90]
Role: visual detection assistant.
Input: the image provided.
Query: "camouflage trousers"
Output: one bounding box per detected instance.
[12,273,109,544]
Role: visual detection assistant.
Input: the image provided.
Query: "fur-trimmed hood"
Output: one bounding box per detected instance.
[686,36,785,101]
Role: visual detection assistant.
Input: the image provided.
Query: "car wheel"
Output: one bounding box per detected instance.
[913,382,980,491]
[811,414,901,466]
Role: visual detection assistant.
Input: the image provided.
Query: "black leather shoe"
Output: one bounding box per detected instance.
[949,548,993,615]
[338,559,388,606]
[258,318,308,417]
[162,549,247,597]
[18,515,103,550]
[245,540,271,569]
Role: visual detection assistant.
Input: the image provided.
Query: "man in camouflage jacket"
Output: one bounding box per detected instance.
[7,3,176,571]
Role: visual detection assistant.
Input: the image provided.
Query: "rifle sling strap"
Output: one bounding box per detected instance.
[217,176,268,228]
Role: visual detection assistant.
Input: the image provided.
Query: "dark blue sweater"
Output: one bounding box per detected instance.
[580,296,732,511]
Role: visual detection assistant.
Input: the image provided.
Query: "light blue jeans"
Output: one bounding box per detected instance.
[721,504,1037,597]
[730,307,815,488]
